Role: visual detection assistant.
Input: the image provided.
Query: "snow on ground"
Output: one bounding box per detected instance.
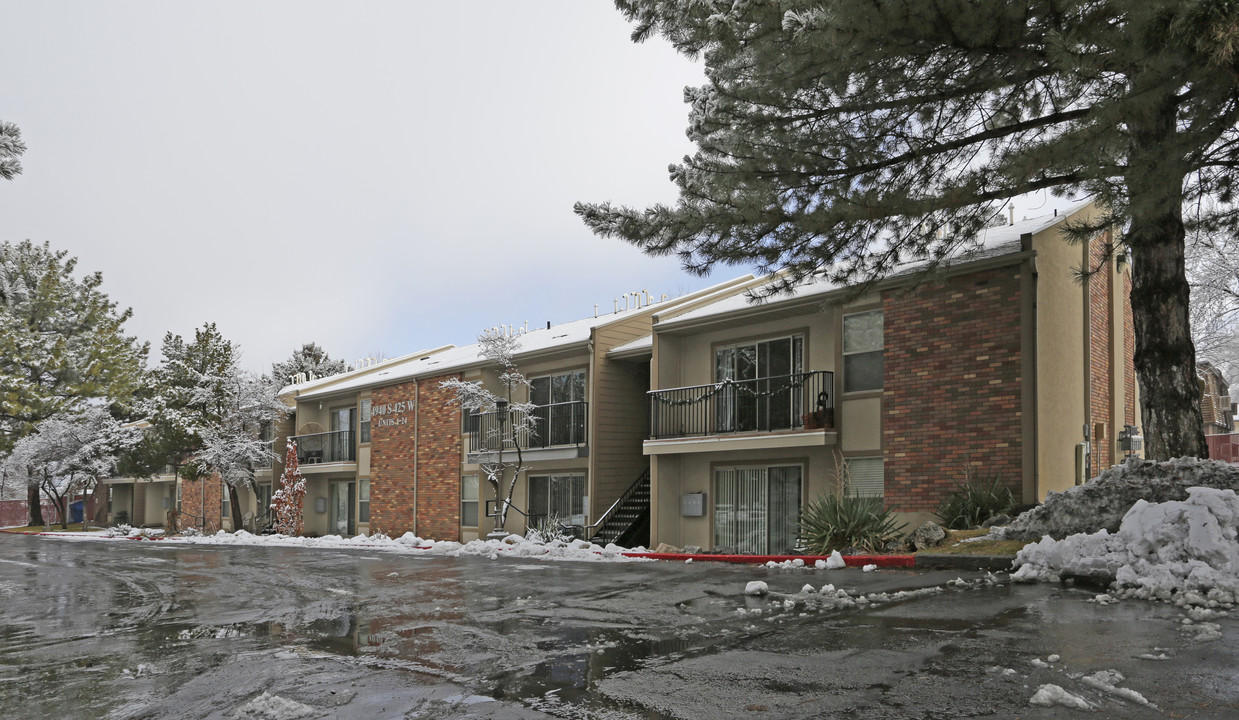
[50,527,654,564]
[1004,457,1239,541]
[1012,486,1239,610]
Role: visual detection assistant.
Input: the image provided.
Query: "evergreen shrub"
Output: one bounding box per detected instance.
[799,493,904,554]
[936,473,1015,530]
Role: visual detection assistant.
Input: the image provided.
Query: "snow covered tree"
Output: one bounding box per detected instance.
[0,240,148,523]
[270,439,305,536]
[140,324,284,530]
[0,121,24,181]
[1187,228,1239,384]
[577,0,1239,461]
[441,330,539,535]
[3,408,138,528]
[271,342,347,389]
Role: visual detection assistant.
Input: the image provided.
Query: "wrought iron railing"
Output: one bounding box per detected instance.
[291,429,356,464]
[468,400,588,453]
[648,370,834,440]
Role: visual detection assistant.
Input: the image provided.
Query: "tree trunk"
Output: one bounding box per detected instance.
[26,483,44,527]
[229,484,243,532]
[1125,90,1209,461]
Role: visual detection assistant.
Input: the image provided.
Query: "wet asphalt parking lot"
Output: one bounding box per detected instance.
[1,533,1236,719]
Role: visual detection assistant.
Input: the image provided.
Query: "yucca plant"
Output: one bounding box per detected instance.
[935,471,1015,530]
[799,493,905,554]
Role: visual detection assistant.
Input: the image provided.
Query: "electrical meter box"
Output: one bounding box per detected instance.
[681,492,705,517]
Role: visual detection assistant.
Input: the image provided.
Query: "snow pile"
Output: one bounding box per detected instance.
[1028,684,1094,711]
[1004,457,1239,541]
[1013,486,1239,606]
[1079,670,1155,708]
[233,691,321,720]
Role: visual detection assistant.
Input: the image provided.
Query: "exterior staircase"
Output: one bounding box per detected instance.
[589,469,650,548]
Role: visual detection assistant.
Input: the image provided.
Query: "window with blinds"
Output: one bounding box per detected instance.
[846,457,884,497]
[713,465,803,554]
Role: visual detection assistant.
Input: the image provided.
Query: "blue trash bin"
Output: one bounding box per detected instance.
[70,501,84,523]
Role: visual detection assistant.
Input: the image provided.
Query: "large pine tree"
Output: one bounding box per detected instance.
[577,0,1239,461]
[0,241,147,524]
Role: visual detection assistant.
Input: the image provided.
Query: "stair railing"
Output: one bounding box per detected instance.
[582,468,651,542]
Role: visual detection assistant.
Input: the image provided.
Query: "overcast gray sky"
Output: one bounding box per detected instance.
[0,2,728,373]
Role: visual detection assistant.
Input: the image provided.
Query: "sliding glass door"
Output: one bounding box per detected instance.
[713,465,802,554]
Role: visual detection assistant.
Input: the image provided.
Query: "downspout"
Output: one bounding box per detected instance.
[413,378,419,538]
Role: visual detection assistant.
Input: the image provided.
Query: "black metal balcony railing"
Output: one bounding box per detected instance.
[468,401,588,453]
[648,371,834,440]
[292,430,356,465]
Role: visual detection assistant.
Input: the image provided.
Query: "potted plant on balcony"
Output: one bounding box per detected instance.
[802,391,834,430]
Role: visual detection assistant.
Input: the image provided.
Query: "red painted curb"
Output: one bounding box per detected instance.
[621,552,915,568]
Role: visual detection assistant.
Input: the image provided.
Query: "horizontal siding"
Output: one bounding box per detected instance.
[590,315,654,518]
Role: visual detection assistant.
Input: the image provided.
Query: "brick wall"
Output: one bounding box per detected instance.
[882,265,1024,514]
[415,374,462,541]
[179,473,223,533]
[370,380,419,535]
[369,375,462,539]
[1088,236,1114,469]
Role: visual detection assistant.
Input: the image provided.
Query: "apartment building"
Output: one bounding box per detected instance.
[274,278,752,542]
[634,202,1138,553]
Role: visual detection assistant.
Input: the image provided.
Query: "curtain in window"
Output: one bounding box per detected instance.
[767,466,802,553]
[714,466,802,554]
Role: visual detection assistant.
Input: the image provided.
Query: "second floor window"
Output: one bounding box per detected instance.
[530,370,586,446]
[714,335,804,431]
[843,310,883,393]
[360,399,371,444]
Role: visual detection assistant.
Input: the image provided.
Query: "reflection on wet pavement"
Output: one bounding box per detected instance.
[1,533,1237,719]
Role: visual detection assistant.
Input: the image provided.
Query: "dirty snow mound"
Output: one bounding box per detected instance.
[1004,457,1239,541]
[1013,486,1239,605]
[1028,684,1094,711]
[233,691,320,719]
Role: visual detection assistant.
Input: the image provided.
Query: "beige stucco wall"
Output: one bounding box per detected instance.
[840,397,882,453]
[650,446,836,550]
[1033,206,1094,498]
[304,476,330,536]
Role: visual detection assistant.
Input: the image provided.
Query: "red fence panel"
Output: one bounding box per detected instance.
[1206,433,1239,464]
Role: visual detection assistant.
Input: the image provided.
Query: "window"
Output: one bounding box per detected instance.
[359,478,370,523]
[360,399,371,444]
[529,370,586,446]
[843,310,883,392]
[461,474,479,527]
[714,335,804,431]
[713,465,802,554]
[462,404,480,435]
[221,491,230,521]
[528,473,586,526]
[256,483,272,518]
[845,457,884,498]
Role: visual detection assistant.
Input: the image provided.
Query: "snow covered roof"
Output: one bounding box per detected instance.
[607,334,653,359]
[286,345,454,400]
[659,202,1090,330]
[290,277,760,400]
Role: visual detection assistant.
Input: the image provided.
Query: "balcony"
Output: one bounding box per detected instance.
[468,401,588,461]
[647,371,834,450]
[291,430,356,466]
